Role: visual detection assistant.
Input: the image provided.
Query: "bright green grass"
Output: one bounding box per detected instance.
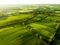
[28,23,56,41]
[0,25,28,45]
[0,14,33,26]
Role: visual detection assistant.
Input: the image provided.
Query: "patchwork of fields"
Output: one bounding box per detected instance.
[0,5,60,45]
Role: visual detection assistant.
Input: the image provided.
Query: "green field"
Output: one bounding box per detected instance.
[0,5,60,45]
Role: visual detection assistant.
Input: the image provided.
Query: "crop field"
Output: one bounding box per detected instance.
[0,5,60,45]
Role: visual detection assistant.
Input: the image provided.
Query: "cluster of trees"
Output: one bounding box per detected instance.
[33,7,55,15]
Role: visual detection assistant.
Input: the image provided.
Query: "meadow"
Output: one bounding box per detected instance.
[0,5,60,45]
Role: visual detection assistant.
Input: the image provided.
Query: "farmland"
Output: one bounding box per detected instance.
[0,5,60,45]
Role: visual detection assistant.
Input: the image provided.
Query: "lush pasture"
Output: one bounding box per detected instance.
[0,5,60,45]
